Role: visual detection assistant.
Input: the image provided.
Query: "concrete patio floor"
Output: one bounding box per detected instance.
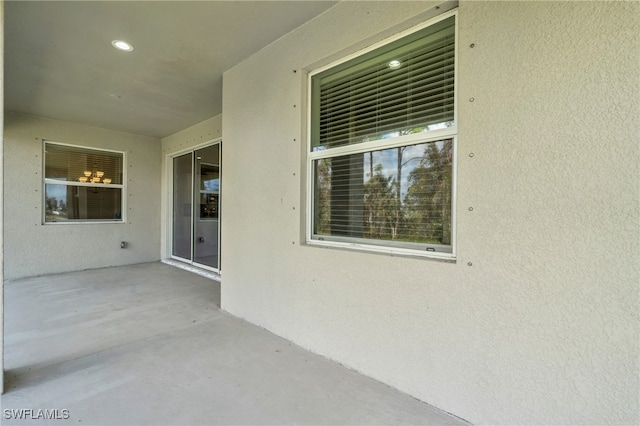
[2,262,467,425]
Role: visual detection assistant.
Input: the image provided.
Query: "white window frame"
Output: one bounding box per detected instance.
[43,140,127,224]
[306,10,458,260]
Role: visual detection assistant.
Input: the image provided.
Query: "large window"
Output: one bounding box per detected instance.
[308,13,456,257]
[43,141,125,223]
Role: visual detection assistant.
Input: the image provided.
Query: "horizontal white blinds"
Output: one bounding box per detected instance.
[45,143,123,185]
[312,16,455,150]
[313,139,453,250]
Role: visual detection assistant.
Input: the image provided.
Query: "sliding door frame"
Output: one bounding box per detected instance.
[165,138,222,274]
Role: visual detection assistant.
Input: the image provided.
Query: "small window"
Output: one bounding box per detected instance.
[308,13,456,257]
[43,141,125,223]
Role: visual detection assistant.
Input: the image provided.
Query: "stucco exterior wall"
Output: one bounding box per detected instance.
[161,115,222,156]
[221,1,639,424]
[159,114,222,260]
[4,112,162,280]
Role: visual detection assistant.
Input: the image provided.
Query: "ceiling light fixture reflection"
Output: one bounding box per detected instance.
[388,60,402,69]
[79,165,111,185]
[111,40,134,52]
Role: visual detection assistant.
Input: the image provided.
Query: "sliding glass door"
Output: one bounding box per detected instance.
[172,153,193,260]
[193,145,220,268]
[171,142,221,271]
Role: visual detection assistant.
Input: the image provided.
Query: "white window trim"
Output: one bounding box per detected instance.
[305,10,458,260]
[42,140,127,224]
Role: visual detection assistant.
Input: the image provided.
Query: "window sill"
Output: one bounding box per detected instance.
[305,239,456,263]
[43,220,126,225]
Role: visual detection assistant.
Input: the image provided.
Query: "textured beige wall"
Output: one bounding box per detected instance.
[161,115,222,156]
[159,114,222,260]
[221,1,639,424]
[4,112,162,280]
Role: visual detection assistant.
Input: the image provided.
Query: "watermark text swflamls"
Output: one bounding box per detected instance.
[4,409,70,420]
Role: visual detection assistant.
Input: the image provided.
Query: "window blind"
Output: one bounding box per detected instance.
[312,16,455,151]
[45,143,123,185]
[313,139,453,250]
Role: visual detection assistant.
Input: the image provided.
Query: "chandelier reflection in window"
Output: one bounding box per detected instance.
[78,164,111,185]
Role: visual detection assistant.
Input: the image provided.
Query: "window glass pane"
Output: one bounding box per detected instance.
[172,153,193,258]
[314,139,452,249]
[45,143,123,185]
[312,16,455,151]
[201,169,220,192]
[45,184,123,221]
[194,144,221,270]
[197,151,220,220]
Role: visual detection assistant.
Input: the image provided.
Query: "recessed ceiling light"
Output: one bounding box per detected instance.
[111,40,134,52]
[388,60,402,69]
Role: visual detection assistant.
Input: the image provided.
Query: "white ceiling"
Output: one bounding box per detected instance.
[4,1,337,138]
